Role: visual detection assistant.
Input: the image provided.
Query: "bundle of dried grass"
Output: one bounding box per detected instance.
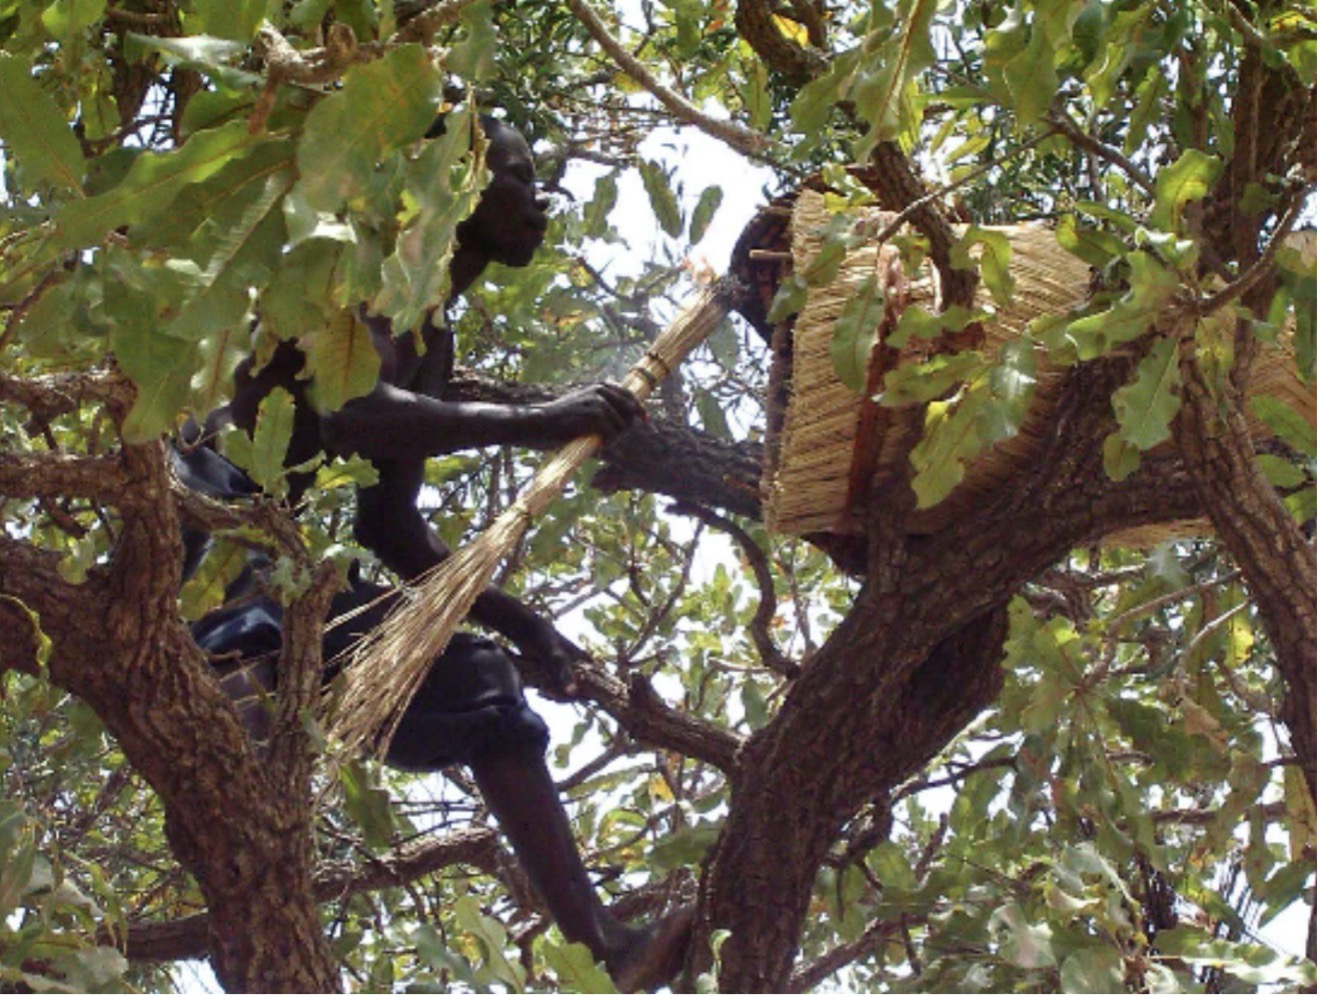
[762,191,1315,546]
[330,283,732,757]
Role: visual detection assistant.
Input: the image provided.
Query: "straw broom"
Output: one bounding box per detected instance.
[329,280,735,757]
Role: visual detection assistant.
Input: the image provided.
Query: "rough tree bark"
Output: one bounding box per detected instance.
[697,360,1211,991]
[0,376,340,992]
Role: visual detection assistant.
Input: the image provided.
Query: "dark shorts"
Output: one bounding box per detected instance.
[192,600,549,771]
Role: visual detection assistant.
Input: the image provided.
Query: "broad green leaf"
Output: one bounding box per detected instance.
[339,760,397,850]
[0,56,84,194]
[1125,66,1168,156]
[583,172,619,237]
[982,337,1037,443]
[170,169,291,343]
[1002,20,1059,122]
[224,387,297,497]
[639,159,682,238]
[690,185,724,245]
[801,236,850,287]
[1064,252,1180,358]
[1255,453,1307,490]
[186,0,265,40]
[649,822,720,870]
[790,49,859,139]
[57,120,251,248]
[888,303,984,347]
[739,57,772,131]
[1250,395,1316,456]
[1059,946,1124,993]
[41,0,105,39]
[542,940,617,993]
[952,226,1014,306]
[1057,215,1124,269]
[851,0,938,156]
[1150,150,1223,233]
[909,392,986,508]
[260,238,342,339]
[1110,335,1182,450]
[301,312,382,414]
[448,0,497,81]
[103,251,206,441]
[988,902,1055,969]
[294,45,443,214]
[831,274,886,391]
[135,137,296,249]
[454,894,526,991]
[178,540,248,620]
[376,108,483,331]
[767,275,808,323]
[878,350,982,407]
[1154,926,1315,987]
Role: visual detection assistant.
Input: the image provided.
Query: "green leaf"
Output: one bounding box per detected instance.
[878,350,982,407]
[649,821,720,870]
[339,760,397,851]
[1110,335,1182,451]
[0,56,85,194]
[1154,926,1315,987]
[448,0,498,81]
[104,255,205,442]
[789,49,859,139]
[850,0,938,156]
[294,45,443,214]
[739,57,772,131]
[1059,946,1125,993]
[300,312,382,414]
[187,0,265,40]
[831,274,886,391]
[1056,215,1125,269]
[225,387,296,497]
[1001,20,1060,122]
[952,226,1014,307]
[689,185,724,245]
[179,539,249,621]
[41,0,105,39]
[767,275,808,324]
[909,392,986,508]
[988,902,1055,969]
[583,172,618,236]
[1150,150,1223,233]
[639,159,682,238]
[1250,394,1317,457]
[542,941,617,994]
[57,120,252,248]
[454,894,526,991]
[376,107,482,331]
[1064,252,1180,358]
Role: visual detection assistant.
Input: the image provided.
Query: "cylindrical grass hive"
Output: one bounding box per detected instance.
[740,190,1315,549]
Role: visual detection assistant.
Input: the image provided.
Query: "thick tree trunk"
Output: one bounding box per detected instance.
[0,434,341,993]
[699,362,1208,990]
[1174,357,1317,798]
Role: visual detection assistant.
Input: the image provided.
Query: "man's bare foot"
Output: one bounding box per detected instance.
[608,907,696,993]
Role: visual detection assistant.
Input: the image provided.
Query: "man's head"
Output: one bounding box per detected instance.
[456,117,550,269]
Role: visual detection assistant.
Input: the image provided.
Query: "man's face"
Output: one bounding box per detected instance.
[456,120,550,268]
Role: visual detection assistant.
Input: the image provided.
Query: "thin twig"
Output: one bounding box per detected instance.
[564,0,773,160]
[871,128,1058,250]
[1191,190,1312,317]
[669,500,799,678]
[1047,108,1157,197]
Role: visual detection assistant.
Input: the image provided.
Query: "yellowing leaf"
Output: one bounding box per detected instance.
[771,13,809,45]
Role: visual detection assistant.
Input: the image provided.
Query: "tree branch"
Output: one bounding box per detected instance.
[565,0,773,159]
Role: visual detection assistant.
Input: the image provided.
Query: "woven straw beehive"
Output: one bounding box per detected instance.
[744,190,1316,548]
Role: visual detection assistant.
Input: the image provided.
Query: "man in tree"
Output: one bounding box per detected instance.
[184,113,689,992]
